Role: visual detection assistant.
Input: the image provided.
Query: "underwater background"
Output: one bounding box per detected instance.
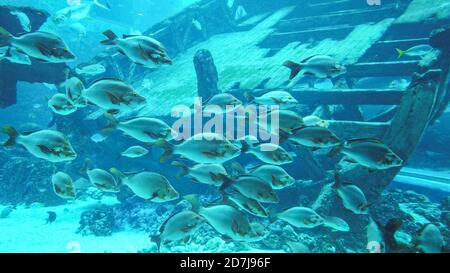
[0,0,449,253]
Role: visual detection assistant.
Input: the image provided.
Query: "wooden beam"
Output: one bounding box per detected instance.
[288,89,404,105]
[328,120,390,140]
[346,60,420,77]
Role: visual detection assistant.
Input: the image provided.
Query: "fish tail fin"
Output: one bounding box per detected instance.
[240,139,251,153]
[327,144,343,158]
[171,161,189,179]
[243,91,255,103]
[1,125,18,147]
[149,235,161,253]
[184,194,200,213]
[218,174,234,193]
[396,48,406,59]
[93,0,111,10]
[154,139,173,163]
[229,161,246,175]
[101,113,118,133]
[101,29,118,45]
[0,27,13,46]
[283,60,302,80]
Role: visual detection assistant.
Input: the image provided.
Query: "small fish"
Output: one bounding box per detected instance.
[52,1,110,26]
[155,133,241,164]
[289,126,341,149]
[329,138,403,170]
[185,194,265,242]
[110,168,179,202]
[0,46,31,65]
[101,30,172,66]
[322,216,350,232]
[388,79,410,90]
[90,133,107,143]
[221,175,279,203]
[303,115,329,128]
[242,143,294,166]
[52,172,76,199]
[203,93,242,113]
[76,63,106,76]
[283,55,346,80]
[103,115,174,143]
[0,27,75,63]
[10,10,31,32]
[334,173,370,215]
[150,210,205,252]
[245,91,298,108]
[46,211,57,224]
[415,223,444,253]
[259,109,305,135]
[245,164,295,190]
[277,207,324,228]
[396,44,433,58]
[48,93,77,116]
[82,78,146,113]
[86,168,120,193]
[192,18,202,31]
[224,189,269,218]
[0,126,77,162]
[121,145,149,158]
[171,161,228,187]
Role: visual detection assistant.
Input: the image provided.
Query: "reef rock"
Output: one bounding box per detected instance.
[77,205,116,236]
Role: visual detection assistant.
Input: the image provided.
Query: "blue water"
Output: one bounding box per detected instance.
[0,0,449,253]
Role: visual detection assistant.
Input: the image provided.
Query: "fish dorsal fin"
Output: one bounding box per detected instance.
[21,130,39,136]
[346,138,384,145]
[300,54,320,63]
[90,77,123,85]
[246,163,266,172]
[123,34,140,39]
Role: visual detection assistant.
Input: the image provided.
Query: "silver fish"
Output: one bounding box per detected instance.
[76,63,106,76]
[52,172,76,199]
[87,168,120,193]
[156,133,241,164]
[121,145,149,158]
[10,10,31,32]
[289,126,341,149]
[396,44,433,58]
[0,27,75,63]
[48,93,77,116]
[171,161,228,187]
[101,30,172,66]
[1,126,77,162]
[283,55,346,80]
[277,207,324,229]
[0,46,31,65]
[222,175,279,203]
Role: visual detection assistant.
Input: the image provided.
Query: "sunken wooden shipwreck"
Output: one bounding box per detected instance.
[1,0,450,247]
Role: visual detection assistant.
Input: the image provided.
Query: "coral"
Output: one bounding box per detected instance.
[77,205,116,237]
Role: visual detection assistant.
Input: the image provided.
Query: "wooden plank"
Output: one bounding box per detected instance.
[328,120,390,140]
[345,60,419,77]
[288,89,404,105]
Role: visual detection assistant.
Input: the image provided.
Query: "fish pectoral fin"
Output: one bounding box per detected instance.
[38,144,53,155]
[343,157,357,164]
[106,92,123,105]
[117,48,126,55]
[107,109,120,115]
[36,43,52,57]
[144,131,162,139]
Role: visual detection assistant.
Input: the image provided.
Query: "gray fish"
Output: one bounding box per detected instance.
[185,194,266,242]
[10,10,31,32]
[330,138,403,170]
[103,115,174,143]
[277,207,324,228]
[150,210,205,251]
[110,168,179,202]
[322,216,350,232]
[289,126,341,149]
[334,173,370,215]
[245,90,298,108]
[0,27,75,63]
[121,146,149,158]
[396,45,433,58]
[283,55,346,80]
[221,175,279,203]
[302,115,329,128]
[242,143,294,166]
[86,168,120,193]
[1,126,77,162]
[82,78,147,113]
[76,63,106,76]
[48,93,77,116]
[156,133,241,164]
[171,161,228,187]
[65,77,87,107]
[46,211,57,224]
[224,189,269,218]
[52,172,76,199]
[231,162,295,190]
[101,30,172,66]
